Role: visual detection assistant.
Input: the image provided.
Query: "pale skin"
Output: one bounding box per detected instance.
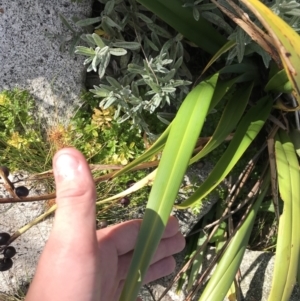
[25,148,185,301]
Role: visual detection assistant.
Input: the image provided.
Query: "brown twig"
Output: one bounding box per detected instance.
[0,193,56,204]
[267,125,280,220]
[210,0,281,65]
[188,143,265,237]
[184,162,269,300]
[0,134,220,204]
[0,169,20,199]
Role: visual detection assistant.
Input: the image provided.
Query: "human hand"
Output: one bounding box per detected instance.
[25,148,185,301]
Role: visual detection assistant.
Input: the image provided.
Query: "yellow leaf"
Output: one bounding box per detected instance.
[94,29,106,36]
[94,29,111,39]
[7,132,26,149]
[228,293,236,301]
[0,94,9,105]
[240,0,300,106]
[273,97,299,112]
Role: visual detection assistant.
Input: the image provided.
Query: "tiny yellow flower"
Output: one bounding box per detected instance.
[7,132,27,149]
[0,94,9,105]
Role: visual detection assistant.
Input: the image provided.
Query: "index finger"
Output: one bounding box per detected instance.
[97,216,180,255]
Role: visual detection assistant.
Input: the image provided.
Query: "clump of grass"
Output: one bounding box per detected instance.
[0,89,146,171]
[0,89,51,174]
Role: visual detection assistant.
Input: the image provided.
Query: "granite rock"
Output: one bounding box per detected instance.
[0,0,93,125]
[0,172,53,294]
[139,248,300,301]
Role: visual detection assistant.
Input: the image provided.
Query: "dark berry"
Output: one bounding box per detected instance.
[0,166,9,177]
[126,180,135,188]
[0,233,10,245]
[3,246,16,259]
[97,220,108,229]
[15,186,29,197]
[0,258,13,271]
[120,197,130,207]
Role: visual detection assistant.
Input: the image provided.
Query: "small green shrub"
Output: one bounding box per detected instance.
[0,89,146,174]
[0,90,49,173]
[68,91,146,164]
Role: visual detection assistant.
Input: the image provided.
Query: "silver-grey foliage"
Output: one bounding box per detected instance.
[69,0,192,134]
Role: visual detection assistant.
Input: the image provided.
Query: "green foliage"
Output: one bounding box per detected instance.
[70,92,145,164]
[0,90,39,143]
[269,0,300,28]
[0,89,145,175]
[75,34,136,78]
[0,90,48,172]
[57,0,300,135]
[59,0,194,134]
[183,0,300,67]
[120,74,219,301]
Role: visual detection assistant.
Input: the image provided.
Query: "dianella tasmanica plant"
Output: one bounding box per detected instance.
[30,0,300,300]
[100,0,300,300]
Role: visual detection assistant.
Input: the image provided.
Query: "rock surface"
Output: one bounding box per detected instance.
[237,250,300,301]
[140,249,300,301]
[0,173,52,294]
[0,0,92,125]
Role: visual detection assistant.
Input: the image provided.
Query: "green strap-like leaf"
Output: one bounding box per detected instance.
[202,40,236,75]
[190,82,253,164]
[113,77,238,179]
[264,69,293,93]
[208,76,240,111]
[186,228,208,291]
[136,0,226,54]
[119,74,219,301]
[290,128,300,158]
[240,0,300,105]
[177,96,273,209]
[268,130,300,300]
[75,16,102,27]
[199,174,269,301]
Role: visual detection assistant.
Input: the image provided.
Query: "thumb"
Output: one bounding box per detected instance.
[51,148,97,245]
